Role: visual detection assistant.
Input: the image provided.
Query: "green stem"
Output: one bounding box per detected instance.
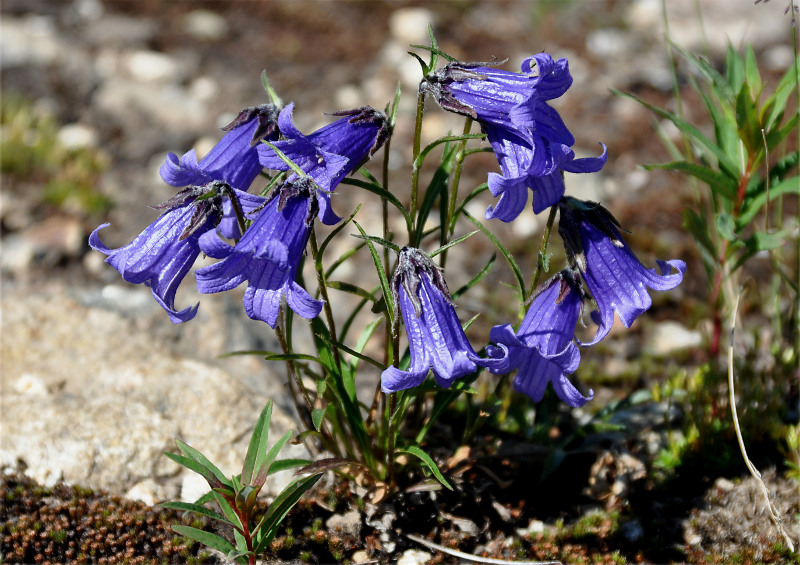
[441,118,473,269]
[409,88,426,246]
[309,227,342,371]
[526,205,559,301]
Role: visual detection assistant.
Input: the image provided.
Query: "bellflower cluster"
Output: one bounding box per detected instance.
[91,101,389,326]
[90,105,281,323]
[423,54,607,221]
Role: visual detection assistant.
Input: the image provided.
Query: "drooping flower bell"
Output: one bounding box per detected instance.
[486,270,593,407]
[160,103,281,192]
[90,181,250,323]
[423,54,605,221]
[380,247,506,393]
[195,177,324,328]
[257,103,391,225]
[557,197,686,345]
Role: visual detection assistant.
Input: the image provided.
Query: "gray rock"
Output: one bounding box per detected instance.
[326,509,362,539]
[645,321,703,356]
[183,9,229,41]
[1,282,305,503]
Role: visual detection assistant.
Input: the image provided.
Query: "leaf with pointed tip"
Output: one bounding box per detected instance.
[158,501,229,527]
[171,525,238,559]
[399,446,452,490]
[254,430,293,487]
[163,451,226,490]
[242,400,273,486]
[463,210,524,299]
[253,474,323,554]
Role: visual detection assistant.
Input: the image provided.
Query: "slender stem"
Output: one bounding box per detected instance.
[791,11,800,367]
[441,118,473,269]
[526,205,559,301]
[409,88,426,246]
[309,227,342,370]
[387,392,398,487]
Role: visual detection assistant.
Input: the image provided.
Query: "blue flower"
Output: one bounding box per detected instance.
[90,182,250,323]
[257,103,390,225]
[423,54,606,221]
[195,177,324,328]
[486,271,592,407]
[160,104,280,192]
[557,198,686,345]
[381,248,506,393]
[90,105,280,323]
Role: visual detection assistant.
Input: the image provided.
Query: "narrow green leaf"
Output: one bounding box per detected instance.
[212,491,244,531]
[463,210,525,298]
[324,336,385,371]
[353,220,394,324]
[158,501,228,525]
[671,42,734,101]
[399,446,453,490]
[644,161,737,200]
[414,134,486,170]
[429,230,479,258]
[311,408,326,432]
[452,254,496,301]
[242,400,273,486]
[743,44,762,96]
[253,474,323,554]
[341,177,411,227]
[349,318,383,375]
[261,141,307,178]
[254,430,293,487]
[715,213,737,241]
[171,525,237,556]
[415,144,456,245]
[730,231,787,272]
[613,89,739,176]
[350,232,401,253]
[326,280,379,302]
[739,174,800,225]
[268,458,312,474]
[163,451,226,490]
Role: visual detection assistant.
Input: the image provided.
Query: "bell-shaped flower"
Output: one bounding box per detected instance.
[194,177,324,328]
[257,103,390,225]
[381,247,506,393]
[557,197,686,345]
[423,54,606,221]
[89,181,249,323]
[160,103,281,191]
[486,271,592,407]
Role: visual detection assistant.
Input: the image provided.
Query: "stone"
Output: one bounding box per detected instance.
[645,321,703,356]
[57,123,99,150]
[389,8,435,45]
[0,282,304,502]
[397,548,432,565]
[326,509,362,539]
[126,50,182,83]
[183,9,229,40]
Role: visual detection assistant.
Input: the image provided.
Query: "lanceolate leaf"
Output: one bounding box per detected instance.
[254,430,293,487]
[242,400,273,486]
[171,525,238,558]
[463,209,525,299]
[399,446,453,490]
[353,220,394,325]
[739,173,800,226]
[158,501,229,527]
[644,161,737,200]
[253,474,323,554]
[164,450,227,490]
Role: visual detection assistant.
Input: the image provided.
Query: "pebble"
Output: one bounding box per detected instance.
[182,9,228,40]
[645,321,703,356]
[397,548,432,565]
[57,123,99,149]
[326,509,362,539]
[389,8,435,45]
[126,50,181,83]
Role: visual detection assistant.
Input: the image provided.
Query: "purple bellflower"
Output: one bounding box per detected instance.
[486,271,593,407]
[160,104,281,192]
[381,247,506,393]
[557,197,686,346]
[423,54,606,221]
[194,177,324,328]
[90,181,252,323]
[257,103,391,225]
[90,104,280,323]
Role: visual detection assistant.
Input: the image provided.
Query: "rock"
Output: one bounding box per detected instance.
[351,549,371,563]
[126,50,182,83]
[397,548,432,565]
[645,321,703,356]
[1,216,85,275]
[326,509,362,539]
[389,8,435,45]
[183,9,229,40]
[57,123,99,150]
[1,282,304,502]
